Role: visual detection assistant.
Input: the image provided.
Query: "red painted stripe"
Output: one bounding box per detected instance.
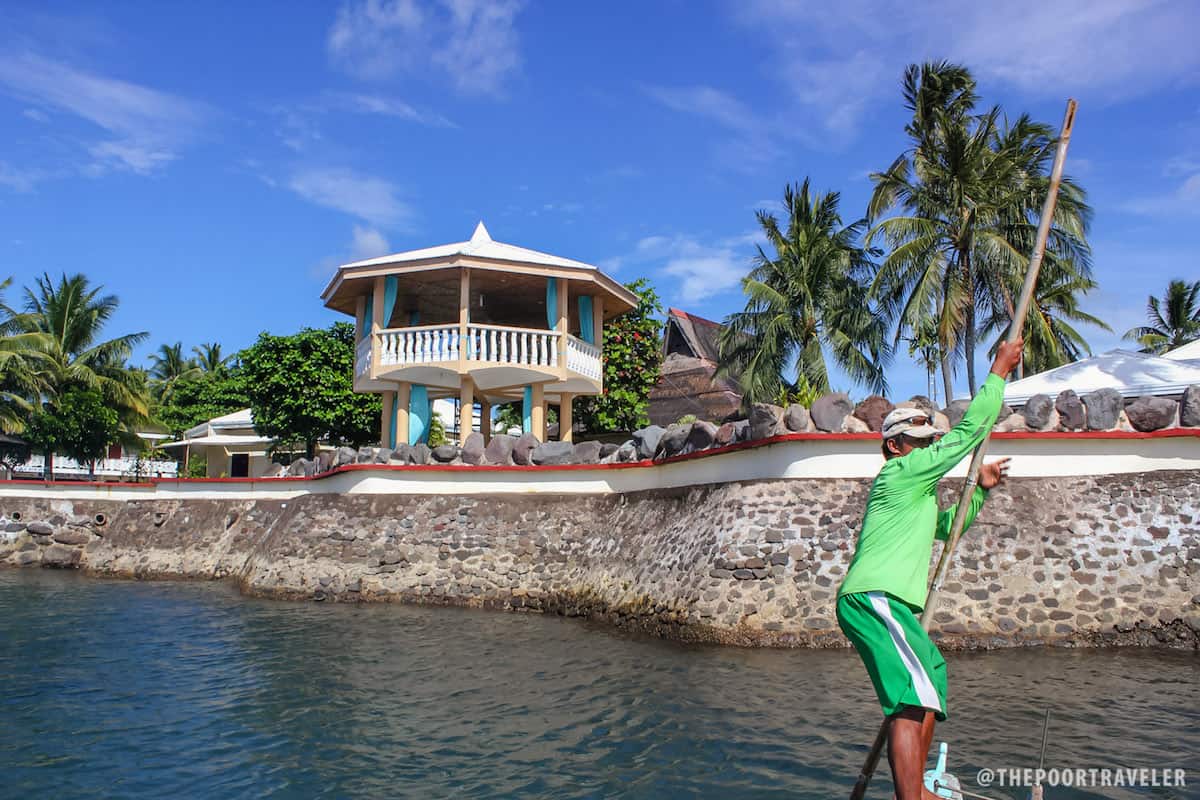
[7,427,1196,487]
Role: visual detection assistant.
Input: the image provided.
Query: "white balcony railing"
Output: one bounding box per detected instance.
[15,454,179,480]
[566,336,603,381]
[360,324,601,383]
[468,324,559,368]
[355,335,372,379]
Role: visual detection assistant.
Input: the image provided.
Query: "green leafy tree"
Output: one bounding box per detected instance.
[575,278,664,433]
[24,388,120,479]
[1123,279,1200,354]
[868,62,1093,397]
[154,371,251,437]
[193,342,232,375]
[719,179,889,405]
[239,322,380,456]
[0,277,51,433]
[148,341,202,402]
[427,411,447,447]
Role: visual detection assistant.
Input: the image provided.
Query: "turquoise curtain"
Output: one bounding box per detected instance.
[409,386,430,444]
[362,290,374,334]
[383,275,398,328]
[545,277,557,329]
[523,386,533,433]
[578,295,594,344]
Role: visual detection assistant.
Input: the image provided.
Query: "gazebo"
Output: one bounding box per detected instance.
[321,223,638,446]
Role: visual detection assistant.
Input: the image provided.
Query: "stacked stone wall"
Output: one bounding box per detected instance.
[2,471,1196,649]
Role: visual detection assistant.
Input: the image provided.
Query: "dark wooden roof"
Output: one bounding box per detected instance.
[648,309,744,425]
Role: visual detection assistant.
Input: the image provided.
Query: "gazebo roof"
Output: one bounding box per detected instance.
[1003,348,1200,405]
[340,222,597,272]
[321,222,637,317]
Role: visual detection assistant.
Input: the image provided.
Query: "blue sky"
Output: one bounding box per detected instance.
[2,0,1198,402]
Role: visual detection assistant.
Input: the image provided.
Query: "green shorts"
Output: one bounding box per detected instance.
[836,591,948,721]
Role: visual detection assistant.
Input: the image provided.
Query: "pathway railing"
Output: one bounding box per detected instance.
[468,324,559,368]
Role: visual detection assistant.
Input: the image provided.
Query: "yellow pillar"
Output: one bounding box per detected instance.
[559,393,574,443]
[396,382,411,447]
[592,295,604,347]
[459,375,475,445]
[370,276,385,379]
[380,390,394,448]
[459,267,470,370]
[480,401,491,442]
[557,278,570,375]
[531,383,546,441]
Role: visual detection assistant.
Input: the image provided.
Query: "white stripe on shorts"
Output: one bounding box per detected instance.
[867,591,942,713]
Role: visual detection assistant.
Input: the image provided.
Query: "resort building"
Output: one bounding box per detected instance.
[647,308,743,427]
[321,223,638,445]
[160,409,275,478]
[11,431,178,481]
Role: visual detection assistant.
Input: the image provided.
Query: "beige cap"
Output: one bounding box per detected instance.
[881,407,943,440]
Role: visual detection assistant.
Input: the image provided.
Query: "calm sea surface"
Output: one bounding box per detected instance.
[0,570,1195,799]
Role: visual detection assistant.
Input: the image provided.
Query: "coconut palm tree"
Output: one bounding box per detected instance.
[717,179,889,403]
[0,277,51,432]
[148,342,201,402]
[192,342,231,374]
[980,258,1110,375]
[1123,279,1200,354]
[11,273,149,422]
[868,62,1093,397]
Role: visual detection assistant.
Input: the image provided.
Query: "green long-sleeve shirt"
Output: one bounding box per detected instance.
[837,373,1005,610]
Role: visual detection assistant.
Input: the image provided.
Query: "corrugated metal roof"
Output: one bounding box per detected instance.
[1162,338,1200,362]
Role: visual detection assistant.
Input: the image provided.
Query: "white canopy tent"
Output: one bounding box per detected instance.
[1004,348,1200,406]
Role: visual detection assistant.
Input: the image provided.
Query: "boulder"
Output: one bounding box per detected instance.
[996,404,1014,423]
[571,440,604,464]
[334,446,358,467]
[599,442,619,459]
[409,443,432,465]
[994,412,1026,433]
[944,399,972,428]
[388,443,411,464]
[1023,394,1054,429]
[431,444,460,463]
[317,450,337,473]
[512,433,540,466]
[933,411,951,432]
[1180,385,1200,427]
[41,544,81,568]
[715,421,737,446]
[616,442,637,462]
[373,447,393,464]
[810,393,853,432]
[532,441,574,466]
[749,403,784,439]
[684,420,718,454]
[852,395,895,432]
[285,459,310,477]
[632,425,665,460]
[656,424,691,459]
[461,432,485,465]
[262,463,287,479]
[902,395,937,418]
[52,530,91,546]
[1082,388,1123,431]
[27,521,53,536]
[1125,396,1177,432]
[783,404,811,432]
[1055,390,1085,430]
[843,415,871,433]
[483,434,517,465]
[356,447,375,464]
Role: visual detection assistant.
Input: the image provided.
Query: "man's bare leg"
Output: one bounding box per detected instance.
[888,706,940,800]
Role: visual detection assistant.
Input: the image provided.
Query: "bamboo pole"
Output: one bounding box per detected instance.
[849,98,1076,800]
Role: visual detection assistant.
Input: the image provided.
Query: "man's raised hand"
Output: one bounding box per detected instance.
[990,336,1025,380]
[979,457,1011,490]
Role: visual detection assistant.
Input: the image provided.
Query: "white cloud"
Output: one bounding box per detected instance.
[0,52,209,174]
[22,108,48,123]
[608,231,762,304]
[288,167,412,227]
[327,0,524,96]
[340,93,457,127]
[350,225,392,259]
[642,84,785,167]
[0,163,47,192]
[732,0,1200,137]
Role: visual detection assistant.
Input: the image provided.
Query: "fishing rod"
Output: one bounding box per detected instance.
[849,98,1078,800]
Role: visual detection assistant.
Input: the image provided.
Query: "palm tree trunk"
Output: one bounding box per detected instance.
[940,349,953,404]
[961,250,977,397]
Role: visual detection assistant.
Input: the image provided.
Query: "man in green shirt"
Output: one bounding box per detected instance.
[837,338,1023,800]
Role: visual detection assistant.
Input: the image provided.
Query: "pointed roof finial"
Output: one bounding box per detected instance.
[470,220,491,243]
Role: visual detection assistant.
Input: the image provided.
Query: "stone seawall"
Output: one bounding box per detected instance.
[2,470,1197,649]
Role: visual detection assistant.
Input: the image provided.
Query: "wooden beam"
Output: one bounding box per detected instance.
[592,295,605,347]
[557,278,570,380]
[380,389,394,448]
[480,401,491,442]
[459,267,471,372]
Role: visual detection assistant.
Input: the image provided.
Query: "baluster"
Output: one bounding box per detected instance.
[536,334,544,365]
[500,330,507,363]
